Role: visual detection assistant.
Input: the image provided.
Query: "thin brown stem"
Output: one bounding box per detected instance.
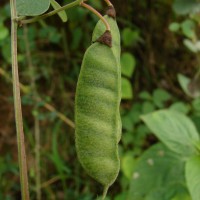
[80,2,110,31]
[10,0,30,199]
[41,176,60,188]
[104,0,113,6]
[42,102,75,128]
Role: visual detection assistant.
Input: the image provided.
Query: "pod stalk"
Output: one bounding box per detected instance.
[80,2,111,31]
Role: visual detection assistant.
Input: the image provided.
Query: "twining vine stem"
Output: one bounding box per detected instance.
[10,0,30,199]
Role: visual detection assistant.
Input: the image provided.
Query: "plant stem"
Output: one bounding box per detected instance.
[10,0,30,200]
[18,0,82,25]
[80,2,110,31]
[102,186,109,200]
[104,0,113,6]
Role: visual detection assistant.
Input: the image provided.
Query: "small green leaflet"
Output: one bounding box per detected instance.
[50,0,68,22]
[185,156,200,200]
[121,77,133,100]
[177,74,192,97]
[152,88,171,108]
[121,52,136,78]
[16,0,50,16]
[141,110,200,158]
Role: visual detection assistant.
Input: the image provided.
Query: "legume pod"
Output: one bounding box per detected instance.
[75,41,120,188]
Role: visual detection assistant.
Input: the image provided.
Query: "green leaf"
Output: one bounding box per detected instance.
[122,28,141,47]
[121,77,133,99]
[122,116,134,131]
[169,22,180,32]
[121,154,136,179]
[0,23,9,40]
[170,102,191,114]
[142,101,155,114]
[139,91,152,100]
[135,124,150,137]
[177,73,195,98]
[185,156,200,200]
[141,110,200,157]
[128,143,186,200]
[152,89,171,108]
[16,0,50,16]
[173,0,200,15]
[181,20,196,39]
[127,105,141,125]
[50,0,68,22]
[121,52,136,78]
[122,131,134,146]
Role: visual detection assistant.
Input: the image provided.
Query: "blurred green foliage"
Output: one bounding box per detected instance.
[1,0,200,199]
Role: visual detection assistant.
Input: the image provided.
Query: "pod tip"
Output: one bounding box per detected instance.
[97,30,112,47]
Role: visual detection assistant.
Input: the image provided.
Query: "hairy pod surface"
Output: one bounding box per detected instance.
[92,14,122,143]
[75,42,120,187]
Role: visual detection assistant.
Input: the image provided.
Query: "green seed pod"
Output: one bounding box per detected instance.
[92,9,122,143]
[75,39,120,188]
